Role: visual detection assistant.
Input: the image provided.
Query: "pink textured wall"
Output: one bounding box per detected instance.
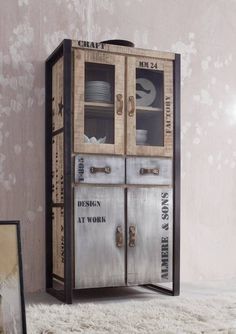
[1,0,236,292]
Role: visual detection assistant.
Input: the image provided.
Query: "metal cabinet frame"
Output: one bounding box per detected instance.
[45,39,180,304]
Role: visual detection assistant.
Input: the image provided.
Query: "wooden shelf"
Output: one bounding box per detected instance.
[84,101,114,109]
[136,106,162,112]
[85,110,114,119]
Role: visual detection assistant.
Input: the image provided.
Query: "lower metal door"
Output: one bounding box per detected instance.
[74,186,125,289]
[127,187,173,285]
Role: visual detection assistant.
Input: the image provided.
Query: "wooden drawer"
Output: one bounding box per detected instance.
[74,155,125,184]
[126,157,172,185]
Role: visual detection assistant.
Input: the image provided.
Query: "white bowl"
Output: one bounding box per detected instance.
[136,129,148,136]
[136,139,147,145]
[136,129,147,141]
[84,135,106,144]
[90,137,97,144]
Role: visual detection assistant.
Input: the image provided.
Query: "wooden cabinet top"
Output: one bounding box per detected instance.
[71,40,176,61]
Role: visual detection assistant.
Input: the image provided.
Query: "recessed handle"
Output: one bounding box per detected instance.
[129,225,136,247]
[128,96,135,117]
[116,94,123,115]
[90,166,111,174]
[139,168,159,175]
[116,225,124,248]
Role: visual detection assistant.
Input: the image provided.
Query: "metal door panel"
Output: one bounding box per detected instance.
[127,188,172,285]
[126,157,172,185]
[74,186,125,288]
[75,155,125,184]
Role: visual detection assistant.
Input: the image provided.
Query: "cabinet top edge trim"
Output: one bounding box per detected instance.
[71,40,176,60]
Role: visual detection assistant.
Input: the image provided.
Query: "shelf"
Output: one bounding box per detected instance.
[84,101,114,109]
[85,102,114,119]
[136,106,162,112]
[85,111,114,119]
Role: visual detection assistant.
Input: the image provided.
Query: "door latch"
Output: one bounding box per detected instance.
[129,225,136,247]
[116,225,124,248]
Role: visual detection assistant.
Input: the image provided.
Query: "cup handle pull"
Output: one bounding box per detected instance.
[139,168,159,175]
[90,166,111,174]
[116,94,123,115]
[128,96,135,117]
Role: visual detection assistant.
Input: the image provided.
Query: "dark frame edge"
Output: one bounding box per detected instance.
[63,39,73,304]
[45,47,53,292]
[173,53,181,296]
[17,222,27,333]
[45,40,73,303]
[143,284,174,296]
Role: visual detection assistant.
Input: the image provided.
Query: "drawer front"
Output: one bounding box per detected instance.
[75,155,125,184]
[74,186,125,289]
[126,157,172,185]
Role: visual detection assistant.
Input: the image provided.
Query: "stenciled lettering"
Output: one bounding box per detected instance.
[165,96,172,135]
[78,216,106,224]
[60,235,64,263]
[161,236,168,279]
[87,216,106,223]
[60,223,64,263]
[161,192,169,221]
[139,61,158,69]
[78,40,105,50]
[78,217,85,223]
[77,157,84,182]
[139,61,149,68]
[77,200,101,207]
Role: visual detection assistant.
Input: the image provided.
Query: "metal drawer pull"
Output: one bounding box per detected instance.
[139,168,159,175]
[90,166,111,174]
[128,96,135,117]
[116,94,123,115]
[129,225,136,247]
[116,226,124,248]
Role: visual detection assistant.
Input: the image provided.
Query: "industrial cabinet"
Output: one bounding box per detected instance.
[45,39,180,303]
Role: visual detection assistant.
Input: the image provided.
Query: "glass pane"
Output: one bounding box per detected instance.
[136,68,164,146]
[84,63,115,145]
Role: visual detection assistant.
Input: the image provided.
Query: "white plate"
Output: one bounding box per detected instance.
[136,78,156,107]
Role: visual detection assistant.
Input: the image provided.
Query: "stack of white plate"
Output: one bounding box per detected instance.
[85,81,111,103]
[136,129,148,145]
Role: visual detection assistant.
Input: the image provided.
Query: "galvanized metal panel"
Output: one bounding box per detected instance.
[75,155,125,184]
[74,186,125,289]
[127,187,173,285]
[126,157,172,185]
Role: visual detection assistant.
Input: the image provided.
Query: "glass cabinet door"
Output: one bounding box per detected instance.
[74,50,125,154]
[126,57,173,157]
